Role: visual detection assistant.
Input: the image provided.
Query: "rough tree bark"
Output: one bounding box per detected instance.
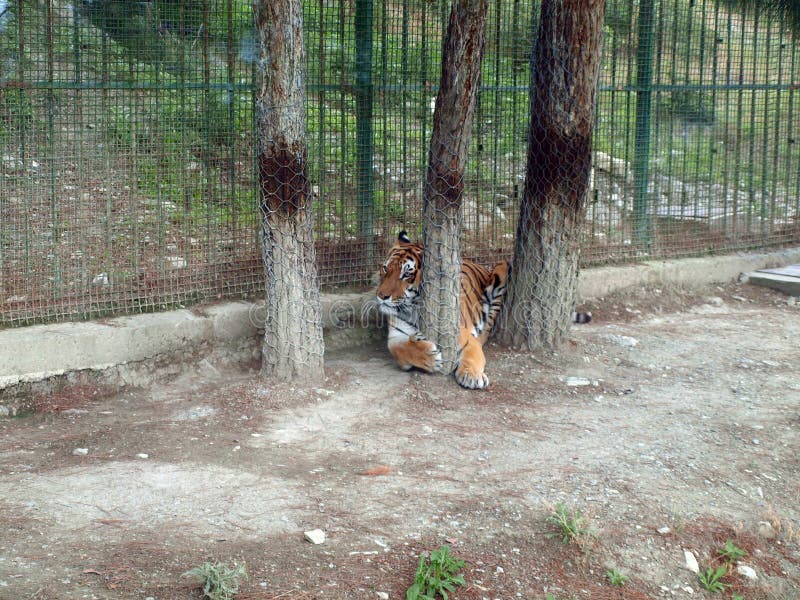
[495,0,606,350]
[253,0,324,381]
[419,0,489,373]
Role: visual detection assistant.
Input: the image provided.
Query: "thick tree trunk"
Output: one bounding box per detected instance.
[495,0,606,351]
[420,0,488,373]
[254,0,324,381]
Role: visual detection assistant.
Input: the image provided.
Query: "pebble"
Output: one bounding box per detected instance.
[657,526,671,535]
[136,453,149,459]
[757,521,776,539]
[304,529,326,545]
[684,550,699,574]
[681,586,694,594]
[376,593,389,600]
[604,334,639,347]
[736,564,758,580]
[565,376,591,387]
[72,448,88,456]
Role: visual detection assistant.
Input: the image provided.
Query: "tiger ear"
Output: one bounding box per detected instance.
[398,230,412,244]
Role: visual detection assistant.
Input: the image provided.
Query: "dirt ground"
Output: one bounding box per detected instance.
[1,281,799,600]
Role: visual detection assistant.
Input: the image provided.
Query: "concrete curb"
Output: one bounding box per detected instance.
[1,247,798,390]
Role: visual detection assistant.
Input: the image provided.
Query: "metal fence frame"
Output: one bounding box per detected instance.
[1,0,799,325]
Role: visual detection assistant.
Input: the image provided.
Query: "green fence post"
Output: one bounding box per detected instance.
[633,0,656,250]
[355,0,374,270]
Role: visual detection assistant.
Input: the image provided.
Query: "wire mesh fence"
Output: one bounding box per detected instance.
[1,0,799,326]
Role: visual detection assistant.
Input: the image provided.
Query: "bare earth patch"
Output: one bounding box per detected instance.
[0,282,798,600]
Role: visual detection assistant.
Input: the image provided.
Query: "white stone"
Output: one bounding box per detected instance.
[681,586,694,594]
[72,448,88,456]
[657,526,671,535]
[165,256,187,269]
[604,334,639,347]
[376,593,389,600]
[304,529,326,544]
[736,564,757,580]
[136,453,149,459]
[684,550,699,574]
[565,377,591,387]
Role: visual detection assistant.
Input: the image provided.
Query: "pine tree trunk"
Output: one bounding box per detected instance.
[254,0,324,381]
[420,0,488,372]
[495,0,606,351]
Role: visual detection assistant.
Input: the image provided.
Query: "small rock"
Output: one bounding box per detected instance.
[136,453,149,459]
[657,526,671,535]
[72,448,89,456]
[92,272,109,286]
[684,550,699,574]
[704,296,724,307]
[376,593,389,600]
[304,529,326,544]
[736,564,757,580]
[312,388,335,397]
[495,566,504,574]
[757,521,776,539]
[681,586,694,594]
[604,334,639,347]
[165,256,187,269]
[565,376,591,387]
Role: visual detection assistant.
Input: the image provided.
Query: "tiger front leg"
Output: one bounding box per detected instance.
[454,331,489,389]
[386,316,443,373]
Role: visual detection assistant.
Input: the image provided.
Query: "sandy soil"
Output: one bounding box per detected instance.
[0,281,798,600]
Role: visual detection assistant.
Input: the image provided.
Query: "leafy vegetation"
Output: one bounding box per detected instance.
[406,545,466,600]
[545,503,591,545]
[183,562,247,600]
[606,568,629,586]
[698,565,729,593]
[719,539,748,564]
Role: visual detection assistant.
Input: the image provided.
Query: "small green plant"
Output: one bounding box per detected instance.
[406,545,466,600]
[732,595,745,600]
[545,503,590,544]
[698,565,728,593]
[183,562,247,600]
[719,539,747,564]
[606,568,628,586]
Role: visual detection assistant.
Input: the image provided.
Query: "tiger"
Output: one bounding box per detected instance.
[375,230,510,389]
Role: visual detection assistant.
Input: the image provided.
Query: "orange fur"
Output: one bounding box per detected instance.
[376,232,509,389]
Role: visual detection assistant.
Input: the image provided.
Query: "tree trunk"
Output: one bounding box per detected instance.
[254,0,324,381]
[495,0,606,351]
[420,0,489,373]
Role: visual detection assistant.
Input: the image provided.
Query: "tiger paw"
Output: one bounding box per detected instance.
[418,340,442,373]
[454,365,489,390]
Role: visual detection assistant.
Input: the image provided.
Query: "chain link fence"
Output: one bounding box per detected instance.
[1,0,799,326]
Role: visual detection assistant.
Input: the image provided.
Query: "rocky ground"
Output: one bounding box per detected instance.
[0,281,798,600]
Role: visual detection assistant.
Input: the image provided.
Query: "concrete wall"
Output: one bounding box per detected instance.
[2,247,799,392]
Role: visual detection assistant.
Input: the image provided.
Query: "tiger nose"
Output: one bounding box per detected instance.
[377,292,390,300]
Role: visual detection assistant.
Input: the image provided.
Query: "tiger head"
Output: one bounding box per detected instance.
[376,230,422,320]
